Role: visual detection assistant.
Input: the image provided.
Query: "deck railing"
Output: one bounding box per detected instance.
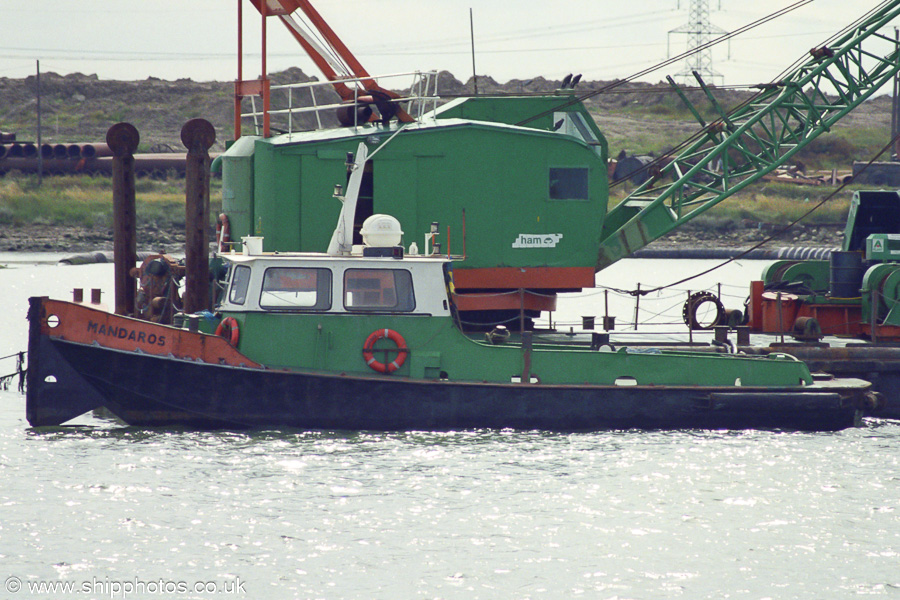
[240,70,441,136]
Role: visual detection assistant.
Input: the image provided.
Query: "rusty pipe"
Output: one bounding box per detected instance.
[0,157,87,175]
[53,144,67,159]
[81,143,112,159]
[40,144,54,159]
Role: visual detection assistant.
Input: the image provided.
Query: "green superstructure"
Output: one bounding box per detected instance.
[217,1,900,326]
[219,95,607,281]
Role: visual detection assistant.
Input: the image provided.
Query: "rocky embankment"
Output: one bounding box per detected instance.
[1,221,843,254]
[655,221,843,250]
[1,223,185,254]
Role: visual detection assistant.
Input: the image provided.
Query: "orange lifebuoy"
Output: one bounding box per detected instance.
[362,328,408,374]
[215,316,240,346]
[215,213,232,252]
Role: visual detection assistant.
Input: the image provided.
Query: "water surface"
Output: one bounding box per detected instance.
[1,256,898,599]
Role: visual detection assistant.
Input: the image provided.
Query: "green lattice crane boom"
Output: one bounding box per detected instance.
[597,1,900,270]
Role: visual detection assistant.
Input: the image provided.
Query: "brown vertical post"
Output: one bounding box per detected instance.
[633,282,641,330]
[107,122,139,316]
[182,118,217,315]
[521,331,532,384]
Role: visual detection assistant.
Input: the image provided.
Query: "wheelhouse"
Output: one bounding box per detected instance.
[218,253,454,317]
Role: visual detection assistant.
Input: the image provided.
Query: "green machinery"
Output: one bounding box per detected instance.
[760,190,900,335]
[218,0,900,324]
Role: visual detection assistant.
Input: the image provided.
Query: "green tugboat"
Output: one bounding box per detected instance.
[23,0,900,431]
[26,214,873,431]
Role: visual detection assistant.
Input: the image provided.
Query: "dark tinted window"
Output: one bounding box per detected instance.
[549,167,589,200]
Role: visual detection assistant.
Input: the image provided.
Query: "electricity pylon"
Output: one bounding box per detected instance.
[668,0,728,85]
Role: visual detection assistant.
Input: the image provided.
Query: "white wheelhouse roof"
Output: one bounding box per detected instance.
[218,251,453,316]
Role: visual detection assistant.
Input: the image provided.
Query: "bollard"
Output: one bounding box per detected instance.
[714,326,729,345]
[181,118,217,315]
[590,332,610,350]
[107,122,139,317]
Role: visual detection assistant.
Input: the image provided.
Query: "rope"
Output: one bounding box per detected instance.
[0,351,26,393]
[515,0,817,127]
[590,0,893,191]
[617,131,900,297]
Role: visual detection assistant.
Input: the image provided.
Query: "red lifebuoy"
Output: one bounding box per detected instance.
[215,213,232,252]
[215,316,240,346]
[362,329,408,374]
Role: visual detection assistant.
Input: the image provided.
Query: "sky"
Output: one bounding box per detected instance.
[2,1,899,89]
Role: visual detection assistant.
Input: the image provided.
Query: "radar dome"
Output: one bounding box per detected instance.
[359,214,403,247]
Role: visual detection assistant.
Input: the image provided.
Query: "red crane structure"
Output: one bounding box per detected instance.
[235,0,412,139]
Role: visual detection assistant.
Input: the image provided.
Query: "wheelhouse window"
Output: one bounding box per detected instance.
[228,265,251,305]
[549,167,589,201]
[260,267,332,310]
[344,269,415,312]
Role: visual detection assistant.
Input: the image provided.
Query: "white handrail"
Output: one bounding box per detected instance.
[241,70,441,136]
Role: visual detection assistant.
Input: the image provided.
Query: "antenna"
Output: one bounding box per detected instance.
[668,0,728,85]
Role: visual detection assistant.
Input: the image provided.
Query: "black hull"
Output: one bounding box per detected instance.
[746,345,900,420]
[26,333,864,432]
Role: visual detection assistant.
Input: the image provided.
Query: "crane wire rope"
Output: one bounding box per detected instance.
[293,15,354,79]
[605,130,900,298]
[514,0,822,127]
[606,0,899,190]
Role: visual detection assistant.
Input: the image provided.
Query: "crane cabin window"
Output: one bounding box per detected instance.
[549,167,589,201]
[552,112,601,146]
[260,267,332,310]
[344,269,415,312]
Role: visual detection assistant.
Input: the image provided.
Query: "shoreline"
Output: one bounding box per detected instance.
[1,221,845,254]
[1,223,186,254]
